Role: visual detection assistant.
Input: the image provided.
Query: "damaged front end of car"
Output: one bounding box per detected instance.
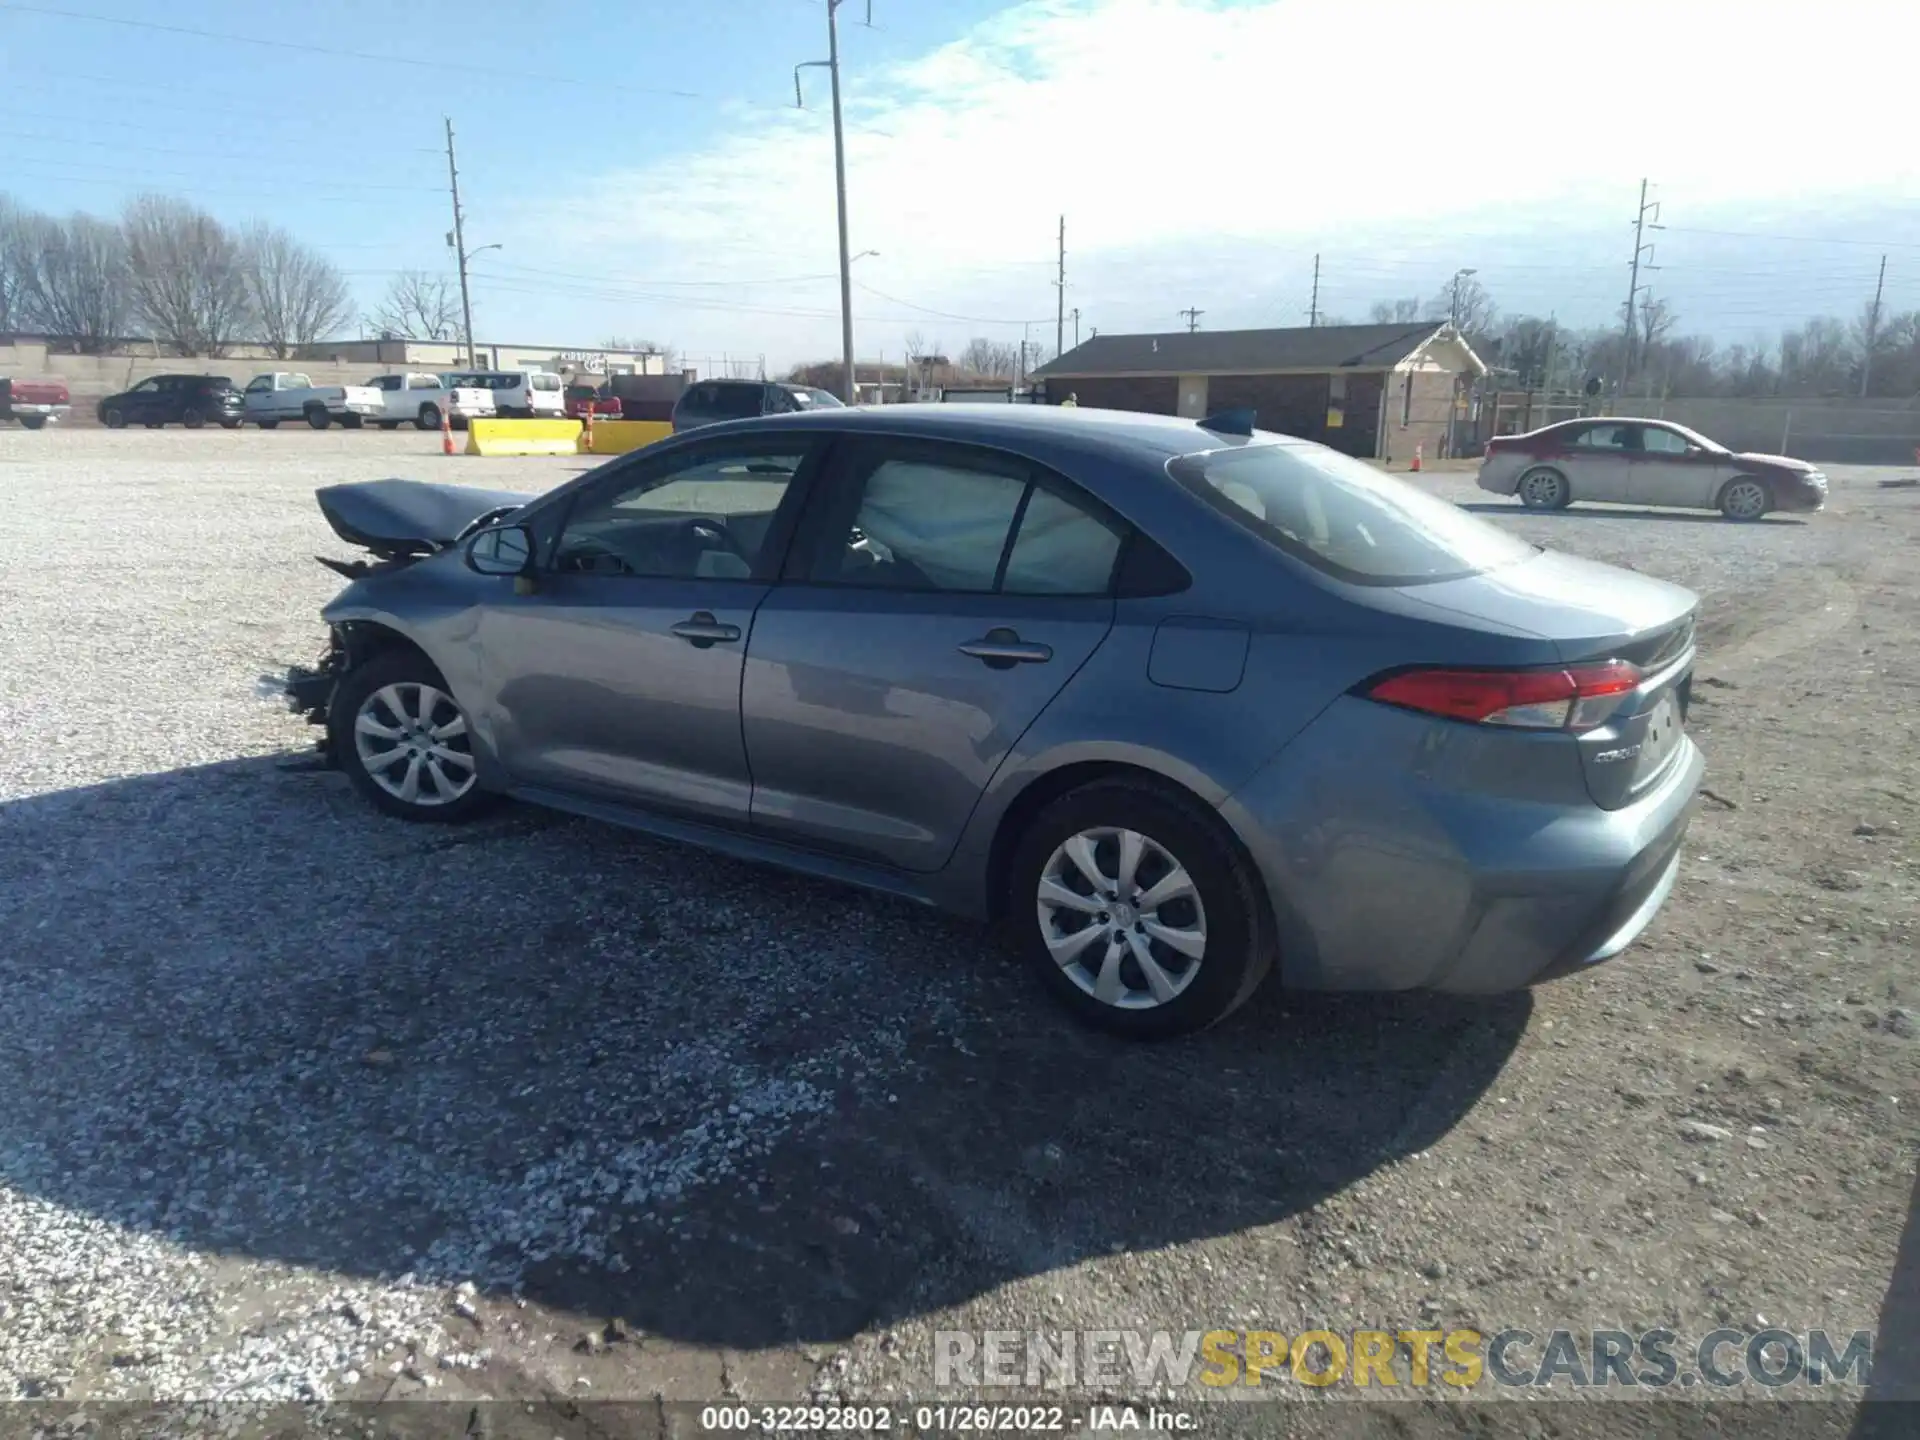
[263,478,533,760]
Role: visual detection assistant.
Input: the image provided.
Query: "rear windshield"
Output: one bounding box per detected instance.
[1168,441,1535,587]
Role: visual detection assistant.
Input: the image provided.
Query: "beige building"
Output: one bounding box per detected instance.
[294,339,671,379]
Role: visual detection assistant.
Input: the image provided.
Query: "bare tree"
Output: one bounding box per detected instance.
[1369,298,1423,324]
[15,210,131,352]
[0,195,35,333]
[121,195,254,355]
[1427,275,1497,338]
[959,336,1020,379]
[370,269,461,341]
[242,223,351,358]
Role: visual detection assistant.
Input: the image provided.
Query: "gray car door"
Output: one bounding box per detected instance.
[740,435,1123,872]
[1556,421,1637,501]
[474,435,819,826]
[1630,422,1728,508]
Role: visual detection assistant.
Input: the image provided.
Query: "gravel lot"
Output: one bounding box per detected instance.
[1,427,1914,1431]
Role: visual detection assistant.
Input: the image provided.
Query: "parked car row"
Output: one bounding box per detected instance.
[83,368,567,431]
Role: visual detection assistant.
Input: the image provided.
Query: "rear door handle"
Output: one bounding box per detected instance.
[958,628,1052,668]
[670,611,741,647]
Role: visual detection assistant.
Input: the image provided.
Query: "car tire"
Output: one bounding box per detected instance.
[341,413,364,430]
[257,419,280,430]
[103,406,126,428]
[328,649,501,825]
[378,421,399,431]
[306,407,331,430]
[1006,778,1275,1039]
[219,419,240,429]
[19,416,46,431]
[1718,475,1772,521]
[182,407,205,430]
[1517,466,1571,510]
[416,404,441,431]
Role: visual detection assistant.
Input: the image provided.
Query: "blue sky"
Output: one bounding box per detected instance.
[3,0,1916,370]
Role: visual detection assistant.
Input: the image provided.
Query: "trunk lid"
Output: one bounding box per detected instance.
[316,478,532,559]
[1398,549,1698,810]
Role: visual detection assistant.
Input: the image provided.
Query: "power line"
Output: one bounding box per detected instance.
[0,126,438,180]
[0,1,897,139]
[851,279,1049,326]
[1658,224,1920,251]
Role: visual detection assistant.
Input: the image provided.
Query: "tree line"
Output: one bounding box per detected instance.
[0,192,362,358]
[1360,275,1920,402]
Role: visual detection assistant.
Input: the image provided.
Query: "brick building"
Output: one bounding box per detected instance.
[1031,321,1486,461]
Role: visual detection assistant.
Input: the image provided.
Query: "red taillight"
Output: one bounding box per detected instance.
[1364,660,1640,730]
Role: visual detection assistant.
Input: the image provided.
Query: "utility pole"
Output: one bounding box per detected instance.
[795,1,866,403]
[444,117,476,365]
[1861,253,1888,397]
[1620,178,1662,396]
[1308,253,1320,327]
[1055,215,1066,359]
[1180,307,1203,333]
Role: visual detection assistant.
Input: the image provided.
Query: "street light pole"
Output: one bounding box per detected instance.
[795,2,861,404]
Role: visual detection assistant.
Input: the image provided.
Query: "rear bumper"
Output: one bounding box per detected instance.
[1219,697,1704,994]
[6,402,68,418]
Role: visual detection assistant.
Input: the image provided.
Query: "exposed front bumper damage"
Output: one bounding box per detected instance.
[264,633,349,760]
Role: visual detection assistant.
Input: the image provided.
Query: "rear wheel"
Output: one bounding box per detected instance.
[182,406,206,429]
[1719,475,1771,521]
[1007,779,1274,1039]
[305,406,331,430]
[257,419,280,430]
[341,413,364,430]
[378,421,399,431]
[218,418,240,429]
[416,403,441,431]
[329,650,500,824]
[18,415,46,431]
[1518,465,1571,510]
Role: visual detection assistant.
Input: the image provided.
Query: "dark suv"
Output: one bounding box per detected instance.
[97,374,244,429]
[671,379,844,432]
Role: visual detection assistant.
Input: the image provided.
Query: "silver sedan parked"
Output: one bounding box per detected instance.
[278,406,1704,1038]
[1478,417,1828,519]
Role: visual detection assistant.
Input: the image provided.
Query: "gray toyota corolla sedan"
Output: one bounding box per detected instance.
[277,405,1704,1038]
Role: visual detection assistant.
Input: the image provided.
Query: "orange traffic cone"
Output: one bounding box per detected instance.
[1410,443,1423,473]
[441,404,454,456]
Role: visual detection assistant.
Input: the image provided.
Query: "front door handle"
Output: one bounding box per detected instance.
[670,611,741,647]
[958,628,1053,668]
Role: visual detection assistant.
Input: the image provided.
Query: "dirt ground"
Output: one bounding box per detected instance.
[0,427,1914,1436]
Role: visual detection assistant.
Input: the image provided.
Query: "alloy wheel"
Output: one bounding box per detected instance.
[1520,469,1566,508]
[1722,479,1768,520]
[1036,826,1208,1009]
[352,682,477,806]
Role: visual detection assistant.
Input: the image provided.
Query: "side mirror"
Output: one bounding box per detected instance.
[466,523,534,576]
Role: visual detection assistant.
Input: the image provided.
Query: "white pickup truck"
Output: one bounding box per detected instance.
[242,372,385,430]
[362,372,497,431]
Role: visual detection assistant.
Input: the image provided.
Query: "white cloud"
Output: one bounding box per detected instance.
[489,0,1920,367]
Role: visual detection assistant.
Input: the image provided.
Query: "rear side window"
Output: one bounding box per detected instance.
[532,373,561,392]
[806,440,1123,596]
[1169,441,1534,587]
[711,384,764,420]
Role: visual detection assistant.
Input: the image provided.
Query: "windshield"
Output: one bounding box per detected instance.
[1665,421,1727,453]
[1169,440,1536,587]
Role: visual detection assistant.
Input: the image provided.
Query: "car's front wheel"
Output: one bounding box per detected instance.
[416,403,441,431]
[1718,475,1772,521]
[102,406,126,428]
[1007,778,1274,1038]
[329,650,499,824]
[1517,466,1571,509]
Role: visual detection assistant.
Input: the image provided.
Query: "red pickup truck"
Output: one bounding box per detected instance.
[1,376,71,430]
[563,382,621,420]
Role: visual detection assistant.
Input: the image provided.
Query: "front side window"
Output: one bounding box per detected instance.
[245,376,272,394]
[551,442,810,580]
[1572,423,1634,450]
[369,376,400,391]
[133,378,163,394]
[809,441,1123,596]
[1170,440,1535,587]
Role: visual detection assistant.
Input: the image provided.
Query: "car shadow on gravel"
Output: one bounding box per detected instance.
[0,754,1529,1352]
[1459,502,1810,526]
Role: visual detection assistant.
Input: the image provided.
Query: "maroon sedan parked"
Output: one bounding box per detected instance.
[1478,417,1828,520]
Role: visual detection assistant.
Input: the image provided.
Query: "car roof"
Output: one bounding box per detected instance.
[686,402,1273,459]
